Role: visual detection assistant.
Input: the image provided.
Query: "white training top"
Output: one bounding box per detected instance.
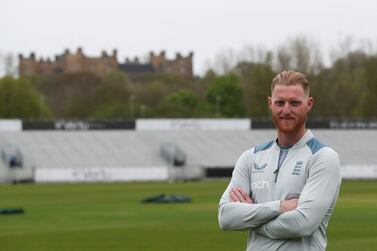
[218,130,341,251]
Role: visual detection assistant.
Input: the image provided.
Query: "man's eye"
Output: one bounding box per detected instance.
[290,101,301,106]
[275,101,285,106]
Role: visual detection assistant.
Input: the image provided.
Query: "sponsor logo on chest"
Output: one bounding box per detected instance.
[252,179,270,190]
[253,162,267,173]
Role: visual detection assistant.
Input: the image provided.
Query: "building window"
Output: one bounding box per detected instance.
[89,64,96,72]
[106,64,112,73]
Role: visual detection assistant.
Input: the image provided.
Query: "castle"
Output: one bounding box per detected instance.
[19,48,193,78]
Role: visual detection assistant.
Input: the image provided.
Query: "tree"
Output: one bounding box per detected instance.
[0,52,17,77]
[236,63,275,117]
[310,52,377,118]
[359,56,377,117]
[211,48,237,74]
[0,77,51,118]
[206,74,245,117]
[157,89,200,117]
[90,82,131,119]
[36,72,102,118]
[274,36,323,75]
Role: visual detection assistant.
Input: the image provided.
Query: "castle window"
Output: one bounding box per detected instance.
[106,64,113,73]
[89,64,96,72]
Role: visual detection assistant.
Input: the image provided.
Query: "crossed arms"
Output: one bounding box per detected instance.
[218,148,341,239]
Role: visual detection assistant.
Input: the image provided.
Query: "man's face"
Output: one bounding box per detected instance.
[268,84,313,134]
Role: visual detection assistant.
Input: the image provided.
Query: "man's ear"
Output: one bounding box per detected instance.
[307,97,314,111]
[268,97,272,109]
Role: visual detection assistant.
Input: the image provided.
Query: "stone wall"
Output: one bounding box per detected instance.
[19,48,193,78]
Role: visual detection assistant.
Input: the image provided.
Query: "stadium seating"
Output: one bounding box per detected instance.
[0,129,376,182]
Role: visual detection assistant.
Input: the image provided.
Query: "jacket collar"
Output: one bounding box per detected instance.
[273,130,314,151]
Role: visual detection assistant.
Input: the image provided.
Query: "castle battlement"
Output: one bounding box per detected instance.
[149,50,193,77]
[19,48,193,78]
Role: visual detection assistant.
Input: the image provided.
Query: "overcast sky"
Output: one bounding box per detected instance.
[1,0,377,75]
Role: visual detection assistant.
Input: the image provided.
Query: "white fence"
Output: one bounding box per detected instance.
[136,119,251,131]
[34,166,168,182]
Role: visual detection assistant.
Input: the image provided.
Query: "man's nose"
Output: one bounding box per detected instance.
[282,103,291,114]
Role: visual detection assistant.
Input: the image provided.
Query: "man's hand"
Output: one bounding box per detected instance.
[230,187,253,204]
[280,198,298,213]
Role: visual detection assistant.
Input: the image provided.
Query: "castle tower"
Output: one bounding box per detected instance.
[19,49,193,78]
[149,51,193,78]
[149,51,167,72]
[19,52,57,76]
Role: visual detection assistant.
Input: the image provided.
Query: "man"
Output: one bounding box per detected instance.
[218,70,341,250]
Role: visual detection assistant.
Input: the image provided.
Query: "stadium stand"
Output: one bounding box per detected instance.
[0,128,376,182]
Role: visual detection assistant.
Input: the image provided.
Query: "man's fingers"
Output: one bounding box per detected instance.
[230,187,253,204]
[230,191,239,202]
[230,188,244,202]
[239,189,253,203]
[233,189,246,202]
[280,198,299,212]
[291,198,298,207]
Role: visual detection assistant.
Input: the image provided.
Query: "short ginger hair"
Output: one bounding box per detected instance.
[271,70,310,95]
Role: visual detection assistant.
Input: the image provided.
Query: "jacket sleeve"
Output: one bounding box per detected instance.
[218,150,281,231]
[255,147,341,238]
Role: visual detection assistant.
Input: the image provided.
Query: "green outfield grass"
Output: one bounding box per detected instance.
[0,180,376,251]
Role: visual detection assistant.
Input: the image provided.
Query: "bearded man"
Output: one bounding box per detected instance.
[218,70,341,251]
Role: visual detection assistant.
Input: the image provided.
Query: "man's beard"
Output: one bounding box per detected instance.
[271,113,307,134]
